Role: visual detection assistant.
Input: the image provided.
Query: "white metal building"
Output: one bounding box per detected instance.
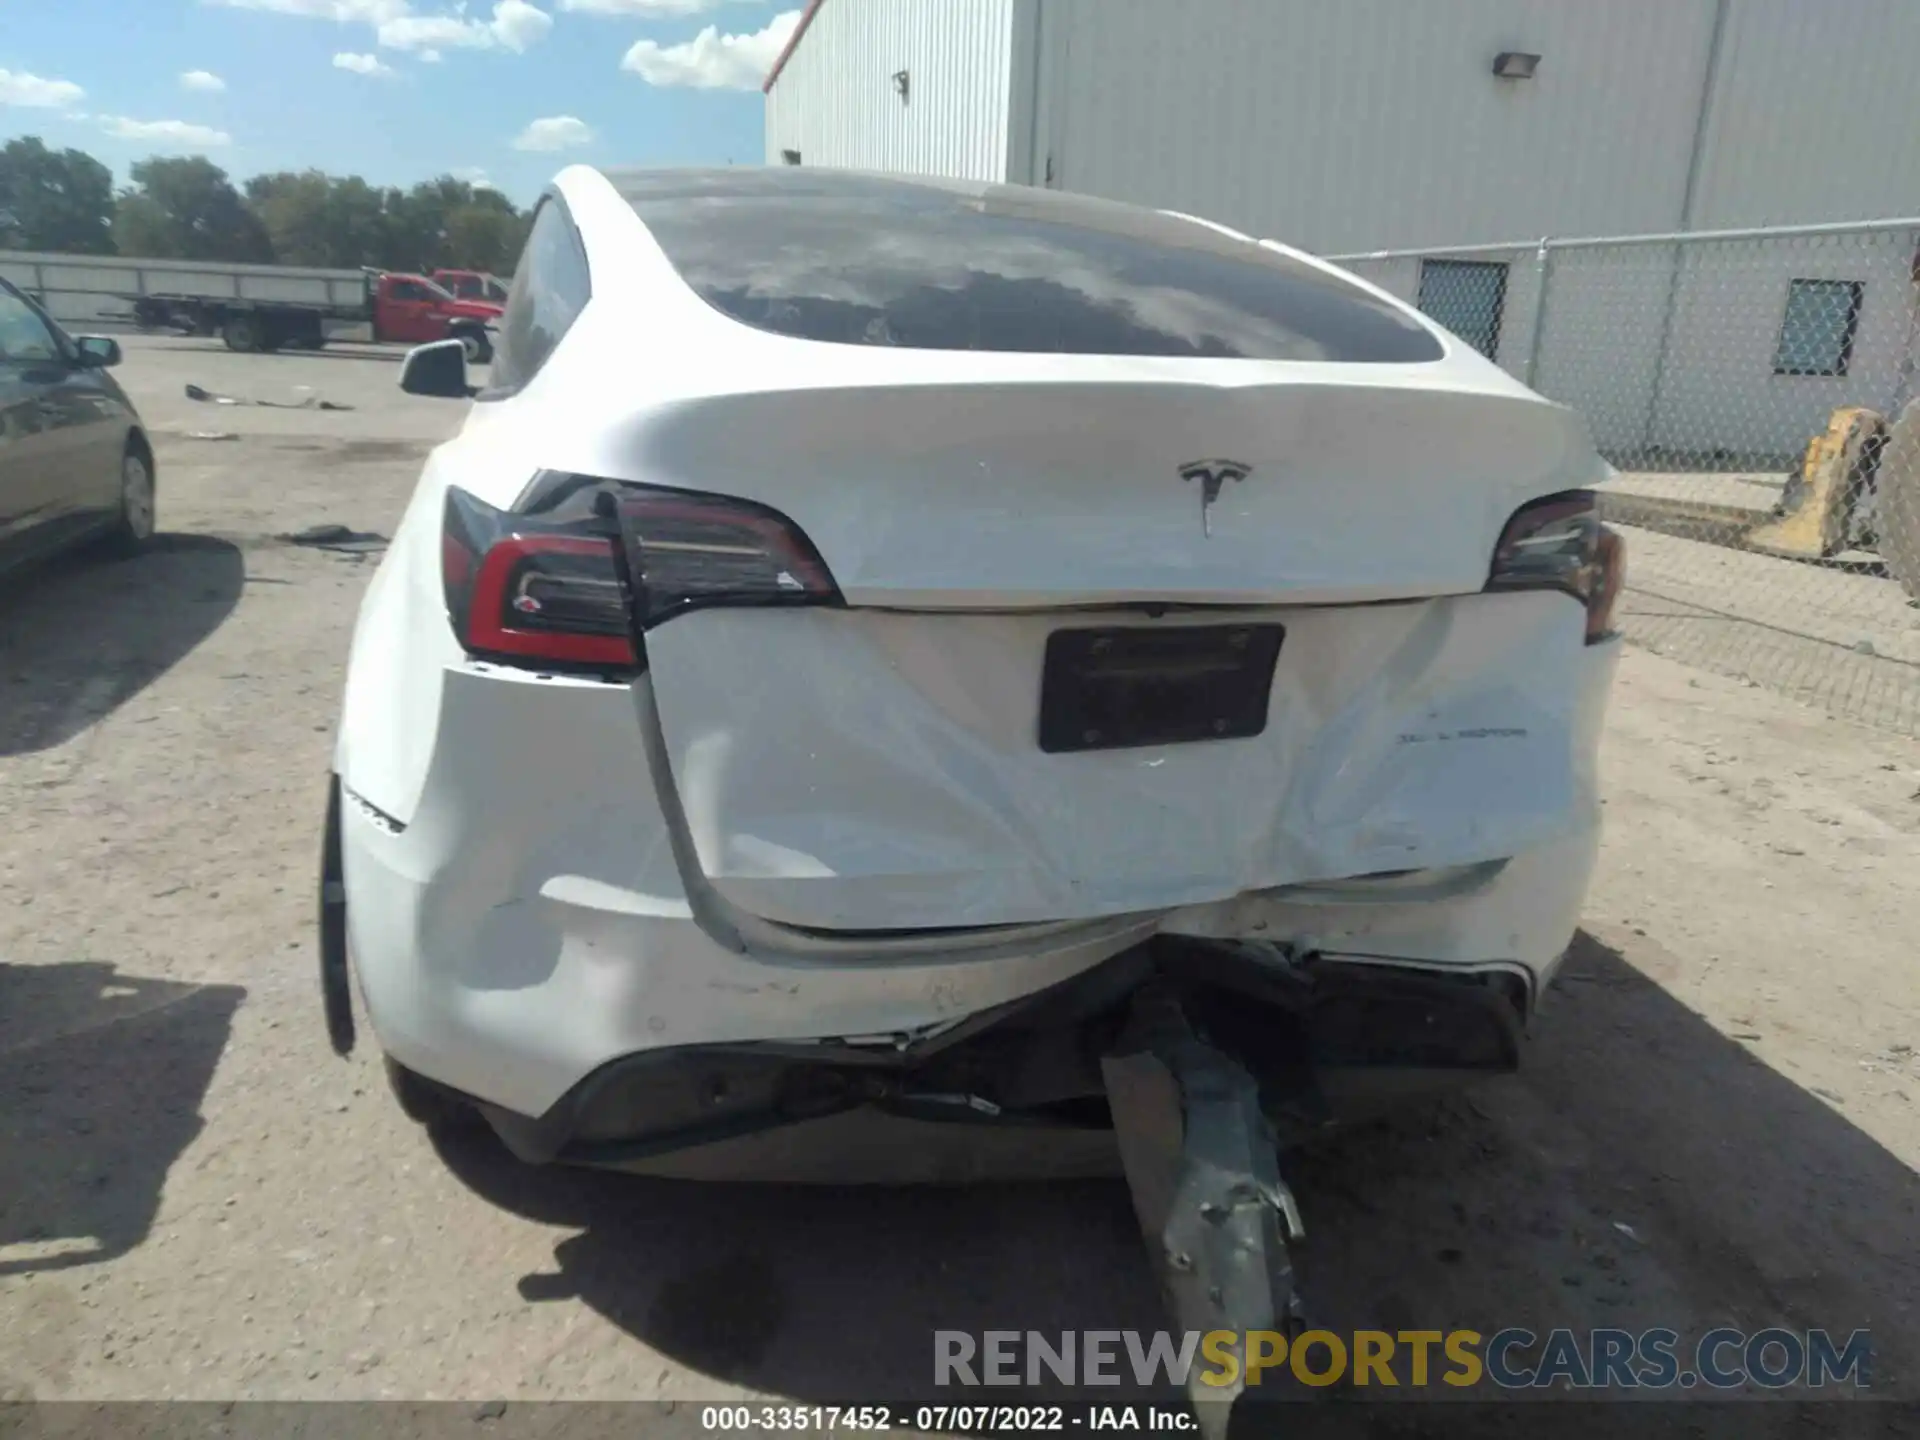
[764,0,1920,461]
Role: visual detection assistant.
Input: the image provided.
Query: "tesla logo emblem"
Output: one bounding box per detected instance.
[1179,459,1252,536]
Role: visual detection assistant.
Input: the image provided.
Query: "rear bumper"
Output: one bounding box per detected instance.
[393,940,1529,1174]
[338,638,1615,1122]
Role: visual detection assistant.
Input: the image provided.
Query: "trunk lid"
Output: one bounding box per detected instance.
[624,375,1604,933]
[624,377,1597,607]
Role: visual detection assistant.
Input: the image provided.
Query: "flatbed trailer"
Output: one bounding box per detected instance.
[0,249,500,360]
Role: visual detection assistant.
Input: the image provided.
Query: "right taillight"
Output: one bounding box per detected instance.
[1486,490,1626,643]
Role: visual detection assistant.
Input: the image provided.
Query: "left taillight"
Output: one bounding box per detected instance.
[442,486,638,671]
[1486,489,1626,644]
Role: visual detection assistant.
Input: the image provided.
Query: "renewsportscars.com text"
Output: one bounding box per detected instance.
[935,1328,1871,1390]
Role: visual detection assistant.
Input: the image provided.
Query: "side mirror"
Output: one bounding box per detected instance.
[399,339,472,399]
[74,335,123,368]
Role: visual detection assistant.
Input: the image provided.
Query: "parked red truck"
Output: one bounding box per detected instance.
[431,269,510,305]
[124,268,503,360]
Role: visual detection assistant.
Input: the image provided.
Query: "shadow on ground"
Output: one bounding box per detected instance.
[0,534,243,756]
[435,928,1919,1420]
[0,961,244,1277]
[436,1134,1166,1400]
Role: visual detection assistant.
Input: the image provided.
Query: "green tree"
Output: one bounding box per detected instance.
[442,201,525,274]
[0,137,116,253]
[246,170,386,268]
[5,141,531,275]
[113,156,272,262]
[377,183,438,272]
[379,176,527,274]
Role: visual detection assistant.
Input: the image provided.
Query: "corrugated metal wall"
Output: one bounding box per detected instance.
[1687,0,1920,227]
[1038,0,1722,253]
[764,0,1920,244]
[764,0,1019,181]
[1030,0,1920,463]
[1643,0,1920,458]
[762,0,1920,462]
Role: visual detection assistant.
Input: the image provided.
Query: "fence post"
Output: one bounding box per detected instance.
[1641,237,1694,463]
[1896,234,1920,418]
[1523,237,1555,389]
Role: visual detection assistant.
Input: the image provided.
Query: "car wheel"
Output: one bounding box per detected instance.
[222,314,262,353]
[104,444,156,556]
[384,1055,484,1134]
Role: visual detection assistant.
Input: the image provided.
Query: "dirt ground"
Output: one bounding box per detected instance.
[2,338,1918,1419]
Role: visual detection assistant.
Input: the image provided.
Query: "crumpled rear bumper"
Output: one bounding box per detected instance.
[358,934,1527,1176]
[333,640,1615,1124]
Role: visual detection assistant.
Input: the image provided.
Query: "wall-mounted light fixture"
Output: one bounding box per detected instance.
[892,69,910,102]
[1492,51,1541,80]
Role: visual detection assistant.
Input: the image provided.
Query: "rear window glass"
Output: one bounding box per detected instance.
[611,169,1442,363]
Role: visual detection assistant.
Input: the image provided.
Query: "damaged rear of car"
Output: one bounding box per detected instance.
[322,165,1623,1420]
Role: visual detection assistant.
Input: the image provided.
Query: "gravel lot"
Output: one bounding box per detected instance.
[3,337,1919,1420]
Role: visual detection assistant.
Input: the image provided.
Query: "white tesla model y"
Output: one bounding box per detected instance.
[320,167,1622,1318]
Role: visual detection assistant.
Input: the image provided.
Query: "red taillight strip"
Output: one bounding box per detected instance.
[465,533,636,667]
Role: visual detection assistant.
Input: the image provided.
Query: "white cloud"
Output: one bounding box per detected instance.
[206,0,549,54]
[180,69,228,92]
[203,0,407,18]
[490,0,554,50]
[0,68,86,108]
[561,0,736,13]
[98,116,234,148]
[620,8,797,89]
[334,51,399,76]
[419,47,443,62]
[512,114,593,151]
[377,13,486,49]
[453,167,495,188]
[377,1,550,51]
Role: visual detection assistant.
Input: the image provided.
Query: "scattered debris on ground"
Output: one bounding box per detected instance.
[186,382,353,412]
[279,523,387,557]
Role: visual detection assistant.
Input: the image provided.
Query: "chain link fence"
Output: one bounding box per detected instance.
[1329,220,1920,738]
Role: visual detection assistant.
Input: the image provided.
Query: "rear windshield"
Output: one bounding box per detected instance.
[611,169,1442,363]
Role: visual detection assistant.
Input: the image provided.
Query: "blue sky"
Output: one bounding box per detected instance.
[0,0,801,203]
